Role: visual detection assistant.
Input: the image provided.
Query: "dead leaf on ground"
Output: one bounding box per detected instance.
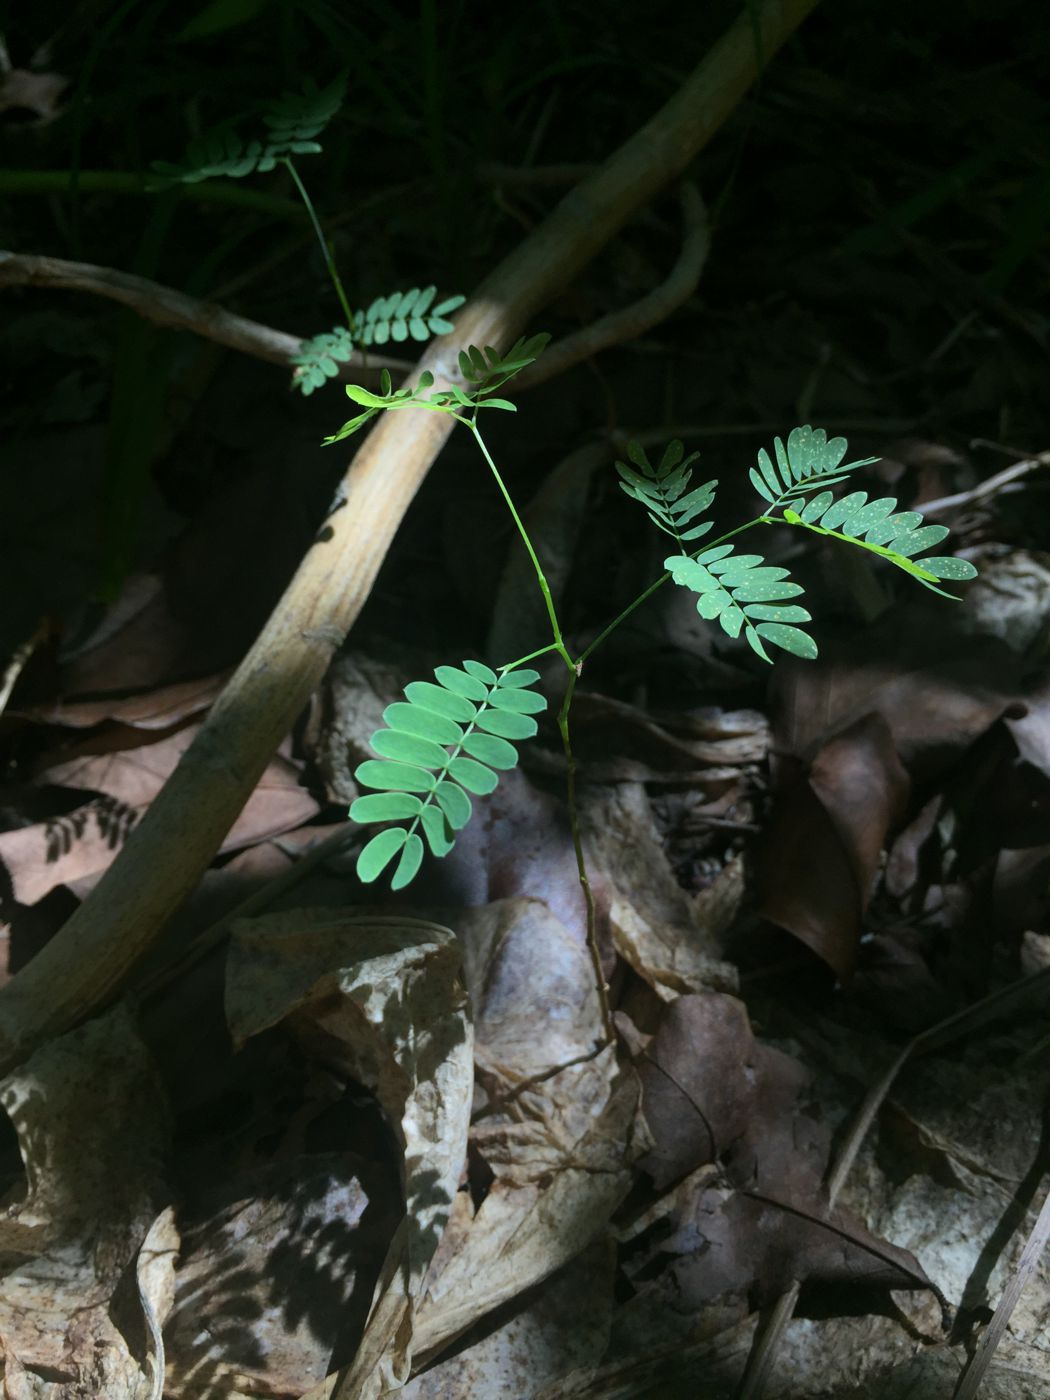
[403,1239,616,1400]
[225,910,473,1399]
[584,782,738,996]
[622,994,934,1331]
[19,673,226,730]
[0,1003,171,1396]
[773,622,1022,784]
[411,897,644,1366]
[0,724,318,908]
[759,713,910,981]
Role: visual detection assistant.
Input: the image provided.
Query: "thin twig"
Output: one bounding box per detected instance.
[952,1177,1050,1400]
[476,161,596,188]
[919,452,1050,518]
[515,182,710,391]
[734,968,1050,1399]
[0,251,413,375]
[0,167,305,219]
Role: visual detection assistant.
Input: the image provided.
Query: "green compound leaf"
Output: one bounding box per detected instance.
[456,335,551,395]
[351,662,546,887]
[293,291,466,397]
[781,488,976,598]
[152,75,347,187]
[751,425,879,510]
[615,439,717,546]
[354,760,436,793]
[461,731,518,768]
[665,549,813,665]
[920,557,979,581]
[353,287,466,349]
[434,665,490,701]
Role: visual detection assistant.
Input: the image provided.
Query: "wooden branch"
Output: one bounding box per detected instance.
[0,0,822,1075]
[515,181,710,390]
[0,251,413,375]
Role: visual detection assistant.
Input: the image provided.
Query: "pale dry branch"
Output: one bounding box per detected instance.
[0,0,823,1077]
[515,181,710,391]
[0,251,413,375]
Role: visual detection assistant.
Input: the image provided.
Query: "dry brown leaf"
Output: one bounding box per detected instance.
[20,674,226,730]
[583,782,737,996]
[226,911,473,1399]
[623,998,934,1324]
[635,992,757,1191]
[773,625,1020,785]
[0,69,68,122]
[162,1153,397,1399]
[403,1239,615,1399]
[411,898,644,1365]
[759,713,910,981]
[0,726,318,906]
[0,1003,170,1396]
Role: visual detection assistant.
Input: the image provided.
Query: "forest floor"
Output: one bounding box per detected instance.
[1,2,1049,1397]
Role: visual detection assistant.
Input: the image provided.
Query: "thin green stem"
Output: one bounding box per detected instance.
[498,641,562,672]
[579,516,764,664]
[557,668,614,1045]
[282,158,354,327]
[468,418,609,1044]
[468,423,574,674]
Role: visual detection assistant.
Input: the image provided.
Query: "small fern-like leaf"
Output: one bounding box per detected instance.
[353,287,466,347]
[782,490,977,597]
[455,335,551,394]
[615,440,718,546]
[751,425,879,510]
[152,75,346,185]
[350,662,545,889]
[291,326,357,395]
[261,74,347,148]
[665,547,814,663]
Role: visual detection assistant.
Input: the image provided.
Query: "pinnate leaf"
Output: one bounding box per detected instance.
[348,660,546,888]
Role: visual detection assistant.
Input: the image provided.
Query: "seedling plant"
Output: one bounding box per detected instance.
[326,346,978,1039]
[156,79,977,1040]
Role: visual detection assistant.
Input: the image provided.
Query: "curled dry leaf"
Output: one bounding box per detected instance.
[19,673,226,730]
[225,910,473,1399]
[162,1153,398,1399]
[411,898,644,1365]
[624,994,934,1331]
[773,623,1020,785]
[0,1003,171,1396]
[759,712,910,981]
[583,782,737,996]
[0,68,68,122]
[0,725,318,907]
[402,1240,615,1400]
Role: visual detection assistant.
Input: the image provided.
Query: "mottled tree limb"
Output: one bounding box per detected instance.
[515,181,710,390]
[0,250,413,375]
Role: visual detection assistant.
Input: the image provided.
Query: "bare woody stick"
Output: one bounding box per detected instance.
[0,251,413,375]
[0,0,821,1075]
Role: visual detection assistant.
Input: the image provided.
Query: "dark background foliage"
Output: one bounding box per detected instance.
[1,0,1048,670]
